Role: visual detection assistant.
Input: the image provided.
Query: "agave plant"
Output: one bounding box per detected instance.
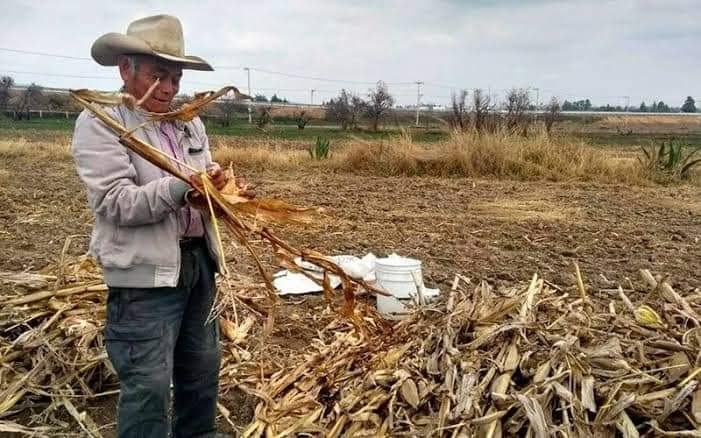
[309,136,331,160]
[638,139,701,180]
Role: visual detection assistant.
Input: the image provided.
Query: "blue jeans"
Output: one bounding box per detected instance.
[105,238,221,437]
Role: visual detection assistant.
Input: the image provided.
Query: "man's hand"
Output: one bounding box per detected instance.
[190,166,228,192]
[234,176,257,199]
[185,167,256,209]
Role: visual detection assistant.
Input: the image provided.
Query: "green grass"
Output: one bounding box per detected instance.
[2,114,699,148]
[0,115,77,131]
[577,132,701,149]
[0,116,449,143]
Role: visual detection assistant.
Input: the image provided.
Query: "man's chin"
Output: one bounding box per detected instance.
[143,101,172,113]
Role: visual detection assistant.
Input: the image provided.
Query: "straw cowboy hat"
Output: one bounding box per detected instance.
[91,14,213,71]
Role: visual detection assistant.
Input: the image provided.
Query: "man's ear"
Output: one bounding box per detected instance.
[117,56,130,82]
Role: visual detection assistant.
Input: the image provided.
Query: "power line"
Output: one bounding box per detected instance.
[4,70,114,80]
[1,47,414,86]
[217,65,414,86]
[0,47,91,60]
[423,81,459,90]
[2,47,673,105]
[2,69,226,91]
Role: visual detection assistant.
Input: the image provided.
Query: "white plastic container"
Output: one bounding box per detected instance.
[376,294,412,319]
[374,255,423,299]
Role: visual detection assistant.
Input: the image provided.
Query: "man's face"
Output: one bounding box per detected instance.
[119,55,182,113]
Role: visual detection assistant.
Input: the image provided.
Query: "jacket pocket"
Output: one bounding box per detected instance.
[105,320,166,374]
[183,136,208,171]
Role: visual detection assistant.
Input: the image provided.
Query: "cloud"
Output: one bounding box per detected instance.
[0,0,698,106]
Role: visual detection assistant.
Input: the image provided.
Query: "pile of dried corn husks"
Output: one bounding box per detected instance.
[0,252,263,436]
[240,271,701,437]
[0,254,111,436]
[3,254,701,437]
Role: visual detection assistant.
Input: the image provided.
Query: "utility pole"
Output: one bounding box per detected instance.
[310,89,315,105]
[534,87,539,110]
[532,87,540,121]
[244,67,252,124]
[415,81,423,127]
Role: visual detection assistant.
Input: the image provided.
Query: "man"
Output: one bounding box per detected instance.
[72,14,231,437]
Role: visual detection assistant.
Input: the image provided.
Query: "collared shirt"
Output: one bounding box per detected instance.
[159,121,205,238]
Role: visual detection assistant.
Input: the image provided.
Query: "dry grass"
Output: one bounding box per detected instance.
[214,130,648,185]
[341,130,646,183]
[213,138,311,172]
[269,106,325,119]
[0,128,682,186]
[0,137,71,161]
[599,115,701,127]
[471,199,581,222]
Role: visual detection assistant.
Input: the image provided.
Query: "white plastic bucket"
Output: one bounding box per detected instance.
[376,295,411,319]
[375,255,422,299]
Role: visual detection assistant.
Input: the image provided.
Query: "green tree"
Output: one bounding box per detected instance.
[656,101,670,112]
[682,96,696,113]
[639,101,647,112]
[253,94,268,102]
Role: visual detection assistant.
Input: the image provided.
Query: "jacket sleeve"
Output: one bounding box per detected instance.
[71,110,191,226]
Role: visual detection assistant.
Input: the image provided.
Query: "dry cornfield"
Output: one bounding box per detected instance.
[3,256,701,437]
[1,87,700,436]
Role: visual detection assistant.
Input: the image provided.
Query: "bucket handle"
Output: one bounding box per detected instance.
[410,270,425,306]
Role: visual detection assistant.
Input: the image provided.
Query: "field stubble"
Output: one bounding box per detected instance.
[1,129,700,435]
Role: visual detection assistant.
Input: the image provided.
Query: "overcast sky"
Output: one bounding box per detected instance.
[0,0,698,107]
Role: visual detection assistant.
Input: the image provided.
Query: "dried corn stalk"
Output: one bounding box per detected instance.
[239,272,701,436]
[69,87,386,309]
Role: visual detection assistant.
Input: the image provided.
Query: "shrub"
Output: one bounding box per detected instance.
[638,140,701,181]
[309,137,330,160]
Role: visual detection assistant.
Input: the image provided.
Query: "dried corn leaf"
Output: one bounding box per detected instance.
[515,394,549,438]
[615,410,639,438]
[693,387,701,424]
[400,378,420,409]
[581,375,597,413]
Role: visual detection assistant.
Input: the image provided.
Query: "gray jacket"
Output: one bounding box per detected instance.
[71,105,222,288]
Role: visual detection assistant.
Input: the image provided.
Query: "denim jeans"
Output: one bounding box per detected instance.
[104,238,221,437]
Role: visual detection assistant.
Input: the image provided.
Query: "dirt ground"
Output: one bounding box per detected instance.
[1,136,700,435]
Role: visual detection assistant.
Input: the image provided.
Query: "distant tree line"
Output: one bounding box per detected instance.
[253,93,289,103]
[561,96,698,113]
[2,72,699,128]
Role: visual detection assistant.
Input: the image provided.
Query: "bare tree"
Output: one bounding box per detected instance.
[543,97,561,136]
[255,105,273,129]
[366,80,394,131]
[325,89,366,130]
[325,90,350,129]
[349,95,366,130]
[0,76,14,111]
[450,89,469,132]
[219,97,245,127]
[505,88,531,136]
[15,83,44,120]
[472,88,492,134]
